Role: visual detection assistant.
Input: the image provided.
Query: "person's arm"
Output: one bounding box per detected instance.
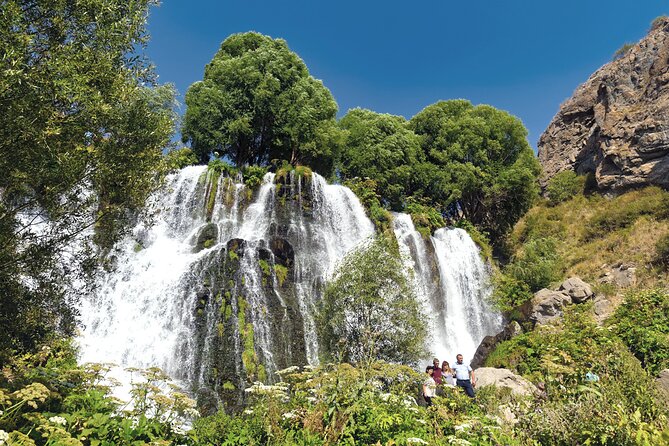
[470,368,476,388]
[422,381,428,396]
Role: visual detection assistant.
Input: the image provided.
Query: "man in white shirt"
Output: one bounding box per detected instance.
[452,353,476,398]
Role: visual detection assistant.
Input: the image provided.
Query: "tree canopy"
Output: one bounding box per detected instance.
[0,0,175,360]
[182,32,340,173]
[408,100,541,238]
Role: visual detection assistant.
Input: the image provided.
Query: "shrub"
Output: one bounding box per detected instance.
[505,236,562,293]
[612,289,669,375]
[545,170,585,206]
[207,158,237,176]
[163,147,199,171]
[613,42,634,60]
[492,273,533,312]
[406,197,445,237]
[242,165,268,189]
[655,233,669,267]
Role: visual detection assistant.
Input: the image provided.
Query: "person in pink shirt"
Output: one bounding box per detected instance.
[431,358,443,384]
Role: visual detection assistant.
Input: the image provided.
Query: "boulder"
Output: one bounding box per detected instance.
[474,367,537,396]
[194,223,218,252]
[599,264,637,288]
[538,17,669,192]
[471,321,523,369]
[520,288,572,325]
[559,277,594,303]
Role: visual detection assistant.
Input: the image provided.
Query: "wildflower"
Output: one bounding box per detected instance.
[0,430,8,445]
[243,409,254,415]
[447,437,472,445]
[282,411,298,420]
[48,416,67,425]
[406,438,428,445]
[183,407,200,418]
[306,396,318,403]
[276,366,300,375]
[416,419,426,425]
[454,423,471,431]
[379,392,391,401]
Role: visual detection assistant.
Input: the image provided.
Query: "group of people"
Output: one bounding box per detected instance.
[422,354,476,405]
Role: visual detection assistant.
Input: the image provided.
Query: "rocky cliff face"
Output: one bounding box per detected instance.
[538,17,669,190]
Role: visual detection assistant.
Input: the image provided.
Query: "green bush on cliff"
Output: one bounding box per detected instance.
[612,289,669,375]
[545,170,585,206]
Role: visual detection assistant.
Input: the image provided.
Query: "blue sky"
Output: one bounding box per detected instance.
[147,0,668,150]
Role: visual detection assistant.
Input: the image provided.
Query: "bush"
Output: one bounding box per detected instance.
[242,165,268,189]
[655,233,669,267]
[613,42,634,60]
[163,147,200,171]
[505,236,562,293]
[545,171,585,206]
[612,289,669,375]
[406,197,445,238]
[492,273,533,312]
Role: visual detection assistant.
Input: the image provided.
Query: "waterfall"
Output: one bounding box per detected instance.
[78,166,501,403]
[392,214,503,363]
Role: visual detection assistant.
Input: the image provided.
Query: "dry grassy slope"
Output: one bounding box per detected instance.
[508,187,669,298]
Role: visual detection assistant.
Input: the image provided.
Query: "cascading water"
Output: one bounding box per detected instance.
[78,166,375,404]
[79,165,501,406]
[392,213,503,363]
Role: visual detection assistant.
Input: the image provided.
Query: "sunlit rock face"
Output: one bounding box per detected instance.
[78,165,501,407]
[539,18,669,191]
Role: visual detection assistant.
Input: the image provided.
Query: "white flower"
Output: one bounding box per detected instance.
[49,416,67,425]
[282,411,298,420]
[447,437,472,445]
[416,419,426,425]
[406,438,428,445]
[183,407,200,418]
[172,424,186,436]
[454,423,471,431]
[303,365,317,371]
[243,409,254,415]
[0,430,8,445]
[276,366,300,375]
[379,393,391,401]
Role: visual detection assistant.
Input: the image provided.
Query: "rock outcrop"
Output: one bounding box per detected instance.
[538,17,669,191]
[519,276,596,325]
[657,369,669,400]
[474,367,537,396]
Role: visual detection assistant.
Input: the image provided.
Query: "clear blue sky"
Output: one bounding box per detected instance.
[146,0,667,150]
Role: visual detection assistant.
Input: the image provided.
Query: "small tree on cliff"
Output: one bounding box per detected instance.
[182,32,340,174]
[318,236,427,366]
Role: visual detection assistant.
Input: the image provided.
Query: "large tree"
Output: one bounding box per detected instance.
[182,32,339,173]
[318,236,427,365]
[339,109,423,210]
[408,100,541,238]
[0,0,175,360]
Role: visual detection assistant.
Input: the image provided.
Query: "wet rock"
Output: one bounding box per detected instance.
[270,237,294,268]
[538,18,669,191]
[474,367,537,396]
[559,277,594,303]
[195,223,218,252]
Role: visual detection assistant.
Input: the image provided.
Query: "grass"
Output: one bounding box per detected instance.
[508,187,669,290]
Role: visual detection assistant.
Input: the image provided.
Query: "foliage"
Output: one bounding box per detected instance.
[182,32,340,175]
[613,42,635,60]
[0,341,196,446]
[0,0,175,362]
[612,289,669,375]
[190,361,521,446]
[318,236,427,365]
[163,148,200,172]
[486,305,669,444]
[339,109,422,210]
[655,233,669,267]
[493,236,562,310]
[207,158,238,176]
[405,197,445,239]
[408,100,541,240]
[545,170,585,206]
[242,165,268,190]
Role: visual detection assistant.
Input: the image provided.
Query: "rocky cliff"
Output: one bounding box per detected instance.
[538,17,669,190]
